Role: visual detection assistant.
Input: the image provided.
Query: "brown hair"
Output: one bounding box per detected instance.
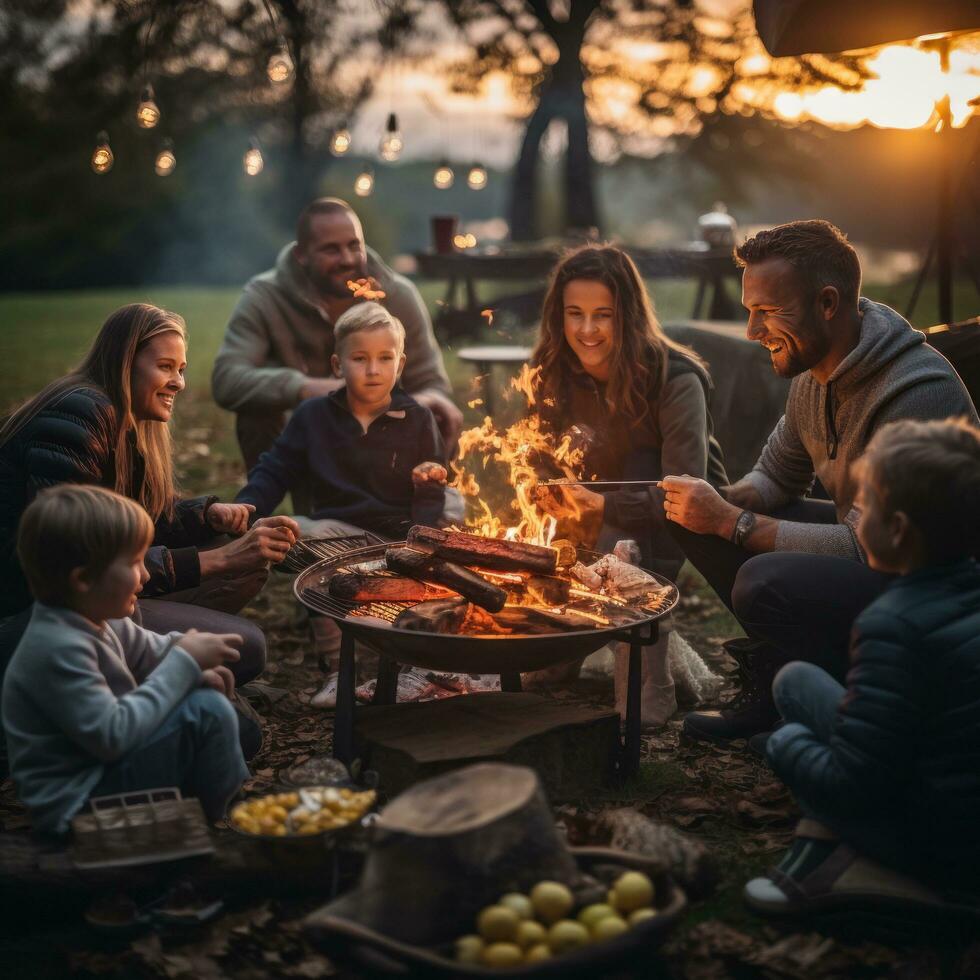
[857,417,980,563]
[296,197,357,250]
[17,484,154,606]
[0,303,186,521]
[735,219,861,308]
[334,301,405,354]
[533,244,707,425]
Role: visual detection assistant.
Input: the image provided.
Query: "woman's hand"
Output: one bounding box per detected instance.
[200,665,236,699]
[200,515,300,577]
[207,502,255,535]
[179,629,243,671]
[661,475,740,538]
[412,461,448,488]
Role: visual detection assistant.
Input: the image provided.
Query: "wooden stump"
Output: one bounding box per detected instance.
[306,763,581,946]
[353,692,620,799]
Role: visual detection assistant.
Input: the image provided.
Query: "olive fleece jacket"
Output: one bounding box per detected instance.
[211,244,451,415]
[744,299,978,559]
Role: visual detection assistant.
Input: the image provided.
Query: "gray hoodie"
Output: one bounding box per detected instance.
[745,298,978,559]
[211,243,451,414]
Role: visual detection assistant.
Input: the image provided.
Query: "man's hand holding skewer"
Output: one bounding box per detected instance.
[660,475,741,538]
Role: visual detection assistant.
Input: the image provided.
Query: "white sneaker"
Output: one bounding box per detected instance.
[311,673,339,709]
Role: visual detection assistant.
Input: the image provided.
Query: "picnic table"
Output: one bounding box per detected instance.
[415,245,742,340]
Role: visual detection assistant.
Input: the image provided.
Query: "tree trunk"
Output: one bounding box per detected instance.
[506,12,600,241]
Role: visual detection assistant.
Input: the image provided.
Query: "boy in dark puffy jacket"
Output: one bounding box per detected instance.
[745,418,980,913]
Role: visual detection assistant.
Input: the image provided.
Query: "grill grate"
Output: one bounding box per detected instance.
[277,532,384,574]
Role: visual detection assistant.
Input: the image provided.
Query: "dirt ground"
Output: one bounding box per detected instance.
[2,569,978,979]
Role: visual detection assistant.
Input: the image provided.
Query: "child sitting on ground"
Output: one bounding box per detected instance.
[235,301,451,541]
[745,418,980,913]
[2,485,249,836]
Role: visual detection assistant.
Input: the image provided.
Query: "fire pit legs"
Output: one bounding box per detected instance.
[500,672,522,693]
[334,629,357,766]
[372,657,401,706]
[621,621,659,781]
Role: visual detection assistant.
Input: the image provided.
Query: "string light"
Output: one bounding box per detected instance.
[330,122,352,156]
[466,162,488,190]
[136,84,160,129]
[91,131,113,174]
[354,166,375,197]
[433,159,454,190]
[243,137,264,176]
[267,45,292,83]
[154,138,176,176]
[379,112,403,162]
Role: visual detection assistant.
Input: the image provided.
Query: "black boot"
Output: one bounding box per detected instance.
[682,639,780,743]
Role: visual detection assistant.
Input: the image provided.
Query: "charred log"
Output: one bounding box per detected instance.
[328,573,455,603]
[406,526,559,575]
[385,547,507,612]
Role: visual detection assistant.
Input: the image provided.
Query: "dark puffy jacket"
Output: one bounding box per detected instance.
[771,559,980,891]
[0,386,217,618]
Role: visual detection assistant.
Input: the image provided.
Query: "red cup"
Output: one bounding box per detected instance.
[431,214,459,254]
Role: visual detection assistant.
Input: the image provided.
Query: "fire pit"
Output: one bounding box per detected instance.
[294,537,678,779]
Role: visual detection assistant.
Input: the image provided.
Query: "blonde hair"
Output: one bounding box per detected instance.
[0,303,186,522]
[334,302,405,355]
[17,484,154,606]
[856,417,980,563]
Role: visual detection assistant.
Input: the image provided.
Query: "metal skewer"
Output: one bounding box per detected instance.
[539,479,664,490]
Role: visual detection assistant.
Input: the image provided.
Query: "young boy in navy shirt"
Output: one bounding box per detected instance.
[235,301,451,540]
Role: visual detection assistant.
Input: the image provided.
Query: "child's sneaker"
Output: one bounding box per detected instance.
[311,673,339,709]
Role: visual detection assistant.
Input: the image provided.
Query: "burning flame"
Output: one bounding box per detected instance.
[450,364,588,546]
[347,277,387,300]
[481,308,495,328]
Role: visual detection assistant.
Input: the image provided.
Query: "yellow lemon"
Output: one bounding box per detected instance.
[499,892,533,920]
[610,872,654,912]
[591,915,628,942]
[525,943,552,963]
[629,908,658,926]
[454,935,484,963]
[547,919,590,953]
[481,942,523,968]
[515,919,547,949]
[530,881,573,923]
[578,903,617,929]
[477,905,520,943]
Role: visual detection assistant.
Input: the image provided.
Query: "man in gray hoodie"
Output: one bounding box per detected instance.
[661,220,977,745]
[212,198,462,473]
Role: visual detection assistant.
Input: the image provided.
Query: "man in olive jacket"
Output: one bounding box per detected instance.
[212,198,462,472]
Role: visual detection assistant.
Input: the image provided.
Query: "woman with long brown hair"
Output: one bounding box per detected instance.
[532,245,727,727]
[0,303,298,702]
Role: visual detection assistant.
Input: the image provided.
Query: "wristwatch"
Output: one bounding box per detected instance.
[730,509,756,548]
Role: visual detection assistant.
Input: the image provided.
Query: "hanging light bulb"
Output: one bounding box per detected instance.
[379,112,403,162]
[267,45,292,84]
[243,138,264,176]
[354,166,374,197]
[154,138,176,176]
[91,131,114,174]
[136,84,160,129]
[330,122,352,156]
[466,162,488,190]
[433,159,454,190]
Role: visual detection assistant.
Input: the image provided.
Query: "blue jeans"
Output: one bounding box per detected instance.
[768,662,911,872]
[91,689,250,821]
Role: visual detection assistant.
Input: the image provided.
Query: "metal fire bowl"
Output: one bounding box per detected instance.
[293,542,679,675]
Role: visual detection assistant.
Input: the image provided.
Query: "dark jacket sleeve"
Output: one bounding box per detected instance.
[410,409,448,526]
[603,374,710,531]
[153,495,219,549]
[769,606,925,815]
[235,409,313,518]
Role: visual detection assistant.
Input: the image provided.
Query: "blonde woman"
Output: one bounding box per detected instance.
[0,303,299,697]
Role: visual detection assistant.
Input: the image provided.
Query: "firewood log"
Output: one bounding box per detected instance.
[406,526,559,575]
[328,573,454,603]
[385,547,506,612]
[482,572,571,606]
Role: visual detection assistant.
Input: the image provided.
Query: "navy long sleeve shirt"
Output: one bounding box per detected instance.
[235,386,446,537]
